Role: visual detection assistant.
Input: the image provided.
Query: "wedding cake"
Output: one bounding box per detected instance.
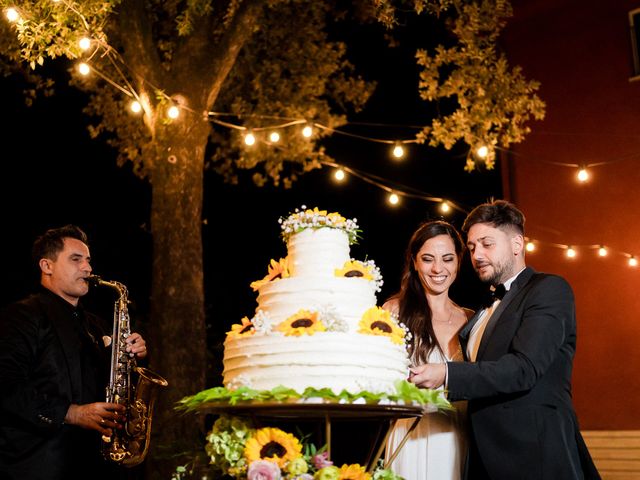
[223,206,410,394]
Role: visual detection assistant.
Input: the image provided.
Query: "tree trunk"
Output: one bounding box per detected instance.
[145,117,210,478]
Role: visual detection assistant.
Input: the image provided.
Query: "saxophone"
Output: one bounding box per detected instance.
[88,275,169,467]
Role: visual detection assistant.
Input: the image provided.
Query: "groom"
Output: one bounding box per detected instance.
[411,200,600,480]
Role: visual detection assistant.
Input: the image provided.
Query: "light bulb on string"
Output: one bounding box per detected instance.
[566,246,576,258]
[476,145,489,159]
[78,62,90,75]
[577,167,589,182]
[525,240,535,252]
[167,105,180,119]
[302,125,313,138]
[440,201,450,214]
[130,100,142,114]
[269,131,280,143]
[629,256,638,267]
[388,193,400,206]
[78,37,92,51]
[598,246,607,257]
[334,168,345,182]
[5,8,19,22]
[244,131,256,146]
[391,143,405,160]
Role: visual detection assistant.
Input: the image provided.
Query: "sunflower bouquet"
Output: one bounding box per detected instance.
[175,414,404,480]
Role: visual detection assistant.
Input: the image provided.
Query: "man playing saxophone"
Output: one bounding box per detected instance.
[0,225,148,480]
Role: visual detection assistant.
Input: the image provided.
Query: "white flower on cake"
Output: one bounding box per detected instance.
[334,259,383,293]
[277,309,327,336]
[251,310,274,334]
[315,304,348,332]
[390,311,413,346]
[278,205,361,245]
[250,257,290,291]
[358,306,406,345]
[225,375,252,390]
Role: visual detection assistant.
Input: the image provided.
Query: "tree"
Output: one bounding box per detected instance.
[0,0,544,476]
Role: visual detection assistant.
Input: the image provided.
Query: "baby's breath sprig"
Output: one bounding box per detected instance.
[278,205,362,245]
[391,313,412,347]
[362,259,384,293]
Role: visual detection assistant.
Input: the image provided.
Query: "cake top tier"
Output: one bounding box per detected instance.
[279,206,361,245]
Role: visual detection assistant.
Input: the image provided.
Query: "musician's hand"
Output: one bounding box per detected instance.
[126,332,147,359]
[64,402,126,435]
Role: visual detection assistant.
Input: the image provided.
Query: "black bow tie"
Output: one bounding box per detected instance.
[482,284,506,308]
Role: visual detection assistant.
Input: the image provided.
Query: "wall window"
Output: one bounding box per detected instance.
[630,8,640,77]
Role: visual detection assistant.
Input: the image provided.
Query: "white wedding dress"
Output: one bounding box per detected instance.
[384,347,468,480]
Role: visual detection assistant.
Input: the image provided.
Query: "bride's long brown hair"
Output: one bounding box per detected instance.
[387,220,464,363]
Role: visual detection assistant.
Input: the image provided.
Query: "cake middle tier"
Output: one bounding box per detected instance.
[256,276,377,329]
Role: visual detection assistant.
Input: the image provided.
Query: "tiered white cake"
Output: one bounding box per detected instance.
[223,207,410,394]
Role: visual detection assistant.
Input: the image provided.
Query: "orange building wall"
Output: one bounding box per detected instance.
[502,0,640,429]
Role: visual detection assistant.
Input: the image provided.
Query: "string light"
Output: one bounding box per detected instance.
[629,256,638,267]
[440,201,450,214]
[77,62,90,75]
[334,168,346,181]
[269,131,280,143]
[391,143,405,160]
[525,240,536,252]
[244,132,256,146]
[5,8,19,22]
[577,167,589,182]
[167,105,180,119]
[388,193,400,205]
[566,246,577,258]
[598,246,608,257]
[302,125,313,138]
[78,37,92,51]
[130,100,142,113]
[476,145,489,159]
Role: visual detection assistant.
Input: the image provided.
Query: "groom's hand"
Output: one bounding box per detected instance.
[409,363,446,389]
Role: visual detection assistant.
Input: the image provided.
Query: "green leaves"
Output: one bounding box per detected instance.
[412,0,545,170]
[175,380,452,412]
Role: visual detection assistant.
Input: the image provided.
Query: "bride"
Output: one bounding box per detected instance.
[384,220,472,480]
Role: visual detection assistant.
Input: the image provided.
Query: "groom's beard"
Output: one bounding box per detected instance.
[475,255,515,286]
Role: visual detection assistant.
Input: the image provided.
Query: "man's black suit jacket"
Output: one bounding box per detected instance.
[0,289,112,479]
[447,267,600,480]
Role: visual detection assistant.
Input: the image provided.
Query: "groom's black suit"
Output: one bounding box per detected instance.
[447,267,600,480]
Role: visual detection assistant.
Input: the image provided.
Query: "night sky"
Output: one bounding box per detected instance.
[0,13,502,381]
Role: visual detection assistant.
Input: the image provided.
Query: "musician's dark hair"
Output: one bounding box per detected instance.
[32,224,88,264]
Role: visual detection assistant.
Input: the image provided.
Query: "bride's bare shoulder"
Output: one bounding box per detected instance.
[382,298,400,316]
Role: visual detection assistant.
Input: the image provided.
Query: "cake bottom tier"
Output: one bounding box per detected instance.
[223,332,410,394]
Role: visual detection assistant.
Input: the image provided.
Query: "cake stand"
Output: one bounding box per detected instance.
[196,400,429,473]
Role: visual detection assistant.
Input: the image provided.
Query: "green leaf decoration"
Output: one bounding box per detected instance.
[175,380,451,412]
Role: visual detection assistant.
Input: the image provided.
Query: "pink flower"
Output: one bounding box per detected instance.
[312,451,333,470]
[247,460,282,480]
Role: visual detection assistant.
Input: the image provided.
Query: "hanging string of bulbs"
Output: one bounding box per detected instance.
[2,5,637,269]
